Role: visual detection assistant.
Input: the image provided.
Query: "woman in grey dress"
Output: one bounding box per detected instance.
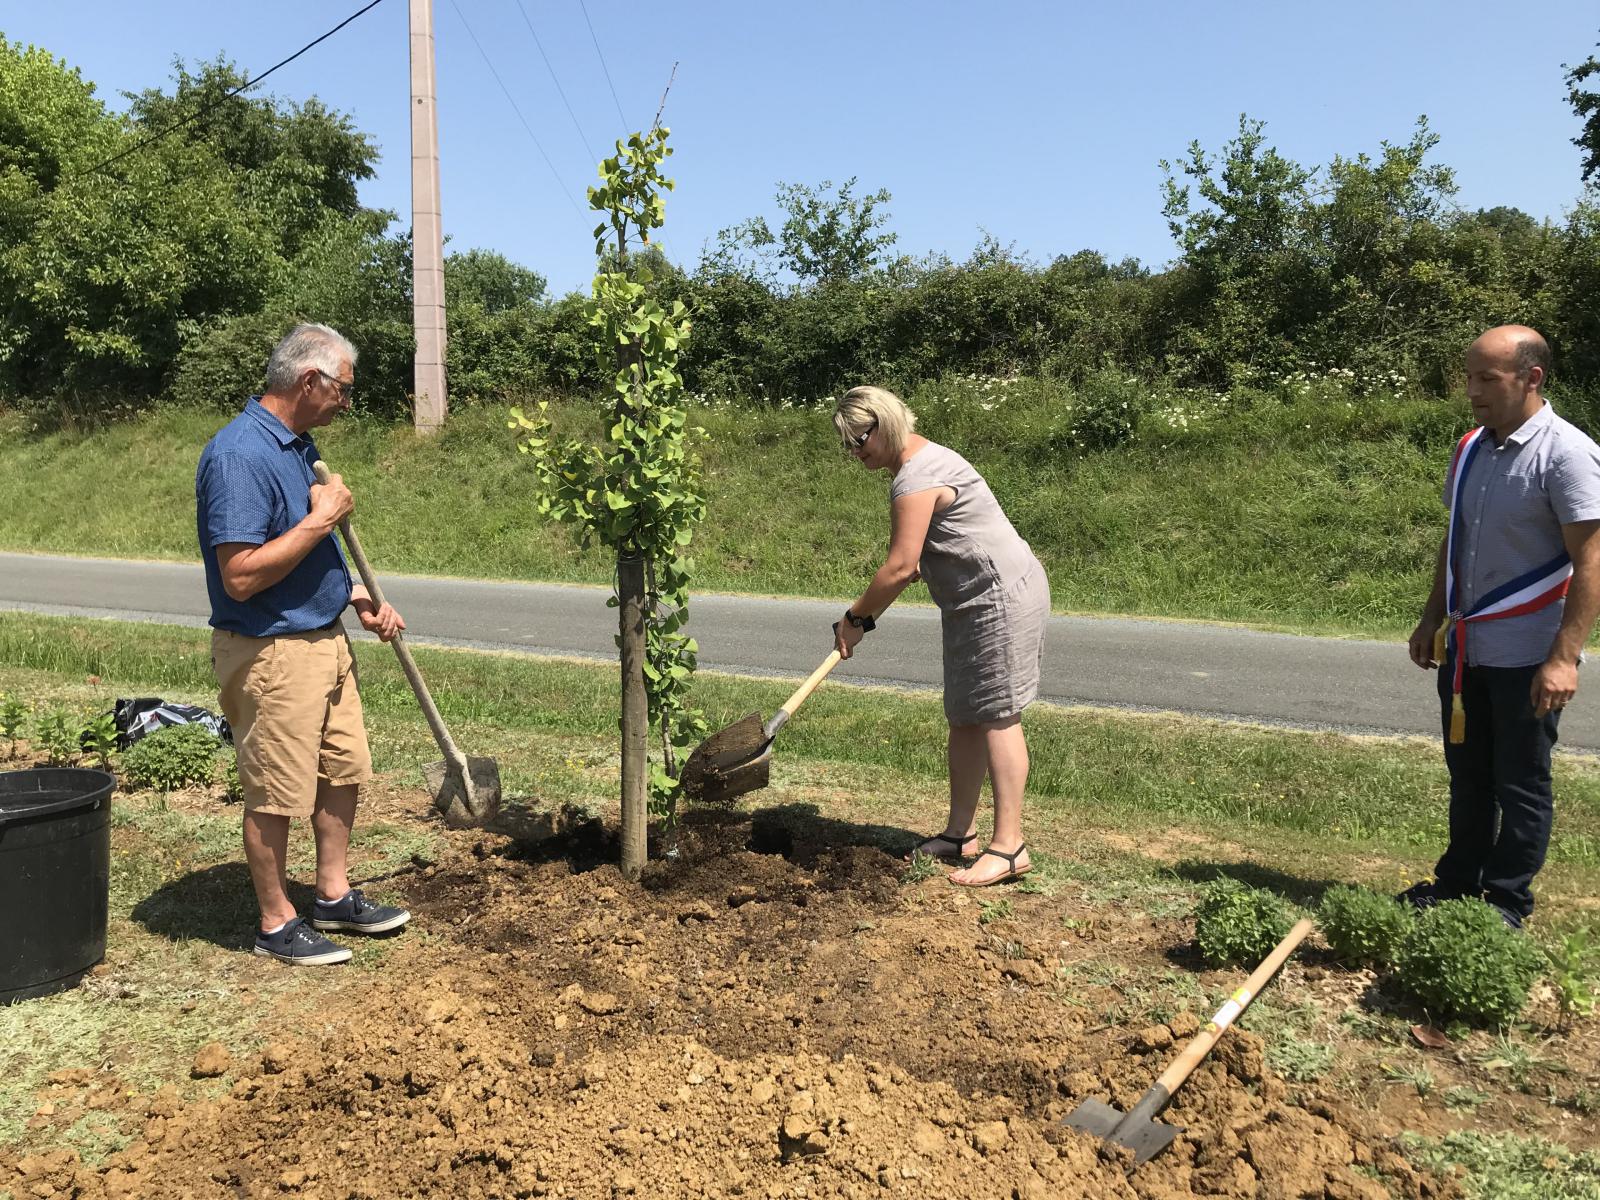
[831,386,1050,886]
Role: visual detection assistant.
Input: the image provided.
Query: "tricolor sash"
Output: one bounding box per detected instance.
[1433,427,1571,742]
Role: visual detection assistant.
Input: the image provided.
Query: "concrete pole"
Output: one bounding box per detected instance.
[409,0,447,433]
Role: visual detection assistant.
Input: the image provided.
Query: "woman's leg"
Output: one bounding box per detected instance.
[949,715,1031,885]
[909,723,987,857]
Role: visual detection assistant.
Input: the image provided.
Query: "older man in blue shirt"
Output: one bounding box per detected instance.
[1406,325,1600,928]
[197,323,411,965]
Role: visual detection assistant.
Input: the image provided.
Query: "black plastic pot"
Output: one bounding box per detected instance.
[0,768,113,1004]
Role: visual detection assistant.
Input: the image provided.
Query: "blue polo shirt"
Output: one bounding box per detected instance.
[196,398,353,636]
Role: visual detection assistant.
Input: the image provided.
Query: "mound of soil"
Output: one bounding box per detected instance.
[6,806,1458,1200]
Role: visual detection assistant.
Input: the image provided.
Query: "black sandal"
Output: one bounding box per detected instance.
[905,830,979,862]
[950,843,1032,887]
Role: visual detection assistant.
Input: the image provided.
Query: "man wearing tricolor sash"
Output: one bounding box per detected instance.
[1405,326,1600,929]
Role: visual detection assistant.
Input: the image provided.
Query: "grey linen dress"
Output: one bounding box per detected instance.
[890,443,1049,725]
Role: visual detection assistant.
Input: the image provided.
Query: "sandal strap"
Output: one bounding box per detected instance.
[975,843,1027,868]
[923,831,975,848]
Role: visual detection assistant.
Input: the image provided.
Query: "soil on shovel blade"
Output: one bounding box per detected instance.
[10,805,1464,1200]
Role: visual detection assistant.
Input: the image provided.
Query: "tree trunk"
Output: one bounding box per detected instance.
[617,551,649,880]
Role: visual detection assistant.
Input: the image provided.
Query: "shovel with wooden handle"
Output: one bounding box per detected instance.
[312,461,500,829]
[1063,917,1315,1167]
[680,650,842,804]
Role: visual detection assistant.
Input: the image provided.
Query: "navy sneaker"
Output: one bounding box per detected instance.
[1396,881,1450,910]
[310,888,411,935]
[254,917,352,966]
[1488,902,1525,931]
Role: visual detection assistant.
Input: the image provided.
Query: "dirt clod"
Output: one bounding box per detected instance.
[188,1042,230,1079]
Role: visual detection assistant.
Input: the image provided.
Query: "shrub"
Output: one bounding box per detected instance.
[1194,877,1297,967]
[1544,926,1597,1028]
[1395,899,1544,1026]
[0,695,27,755]
[221,755,245,804]
[77,712,119,771]
[1062,366,1148,452]
[33,708,79,766]
[1319,885,1413,968]
[121,725,222,792]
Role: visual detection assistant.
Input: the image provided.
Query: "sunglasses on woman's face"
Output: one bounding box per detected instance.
[847,421,878,450]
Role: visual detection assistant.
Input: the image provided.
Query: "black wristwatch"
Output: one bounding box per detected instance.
[841,607,875,633]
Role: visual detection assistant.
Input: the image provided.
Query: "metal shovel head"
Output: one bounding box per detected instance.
[1062,1095,1181,1167]
[423,756,503,829]
[681,711,766,802]
[693,742,773,805]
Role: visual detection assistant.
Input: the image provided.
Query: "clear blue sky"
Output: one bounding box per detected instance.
[6,1,1597,296]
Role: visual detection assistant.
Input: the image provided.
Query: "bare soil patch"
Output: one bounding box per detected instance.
[6,796,1595,1199]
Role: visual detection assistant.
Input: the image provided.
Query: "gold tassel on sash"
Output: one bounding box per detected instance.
[1438,615,1466,743]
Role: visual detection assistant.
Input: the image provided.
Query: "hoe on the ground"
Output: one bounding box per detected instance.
[313,461,500,828]
[1063,918,1315,1166]
[680,650,842,804]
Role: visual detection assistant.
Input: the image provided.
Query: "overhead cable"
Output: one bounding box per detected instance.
[575,0,630,136]
[72,0,388,183]
[447,0,584,215]
[510,0,596,160]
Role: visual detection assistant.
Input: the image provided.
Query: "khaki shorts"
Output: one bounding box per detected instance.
[211,623,373,818]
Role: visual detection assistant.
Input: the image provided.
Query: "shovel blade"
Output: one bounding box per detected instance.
[1061,1098,1181,1167]
[681,711,768,803]
[695,750,772,805]
[424,756,502,829]
[694,712,768,773]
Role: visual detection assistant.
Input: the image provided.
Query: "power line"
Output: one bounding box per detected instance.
[575,0,630,137]
[509,0,595,161]
[446,0,584,216]
[71,0,388,183]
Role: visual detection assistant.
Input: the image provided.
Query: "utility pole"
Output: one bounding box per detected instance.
[409,0,447,433]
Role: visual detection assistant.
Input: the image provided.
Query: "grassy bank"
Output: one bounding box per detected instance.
[0,372,1469,638]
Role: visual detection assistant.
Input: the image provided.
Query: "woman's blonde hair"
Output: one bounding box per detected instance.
[833,385,916,456]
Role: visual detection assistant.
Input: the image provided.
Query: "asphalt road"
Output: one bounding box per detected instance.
[4,550,1594,750]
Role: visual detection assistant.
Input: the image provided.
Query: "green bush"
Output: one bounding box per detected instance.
[1319,885,1413,967]
[78,712,119,770]
[1395,899,1545,1026]
[0,694,28,755]
[1063,366,1149,452]
[33,708,78,766]
[121,725,222,792]
[221,755,245,804]
[1194,877,1297,967]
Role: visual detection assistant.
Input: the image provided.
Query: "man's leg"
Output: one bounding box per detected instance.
[308,627,409,934]
[243,810,297,931]
[1481,665,1559,925]
[311,781,358,903]
[1433,665,1498,897]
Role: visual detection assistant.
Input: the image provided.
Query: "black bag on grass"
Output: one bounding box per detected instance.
[112,697,232,749]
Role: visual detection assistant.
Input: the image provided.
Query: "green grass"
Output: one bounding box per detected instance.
[4,610,1600,893]
[1401,1131,1600,1199]
[0,371,1472,637]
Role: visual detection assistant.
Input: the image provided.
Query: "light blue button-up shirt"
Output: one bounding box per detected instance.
[1444,401,1600,667]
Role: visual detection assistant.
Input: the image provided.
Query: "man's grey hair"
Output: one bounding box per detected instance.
[265,323,358,393]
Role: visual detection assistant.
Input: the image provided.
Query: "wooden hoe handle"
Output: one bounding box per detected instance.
[311,460,468,773]
[1152,918,1315,1097]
